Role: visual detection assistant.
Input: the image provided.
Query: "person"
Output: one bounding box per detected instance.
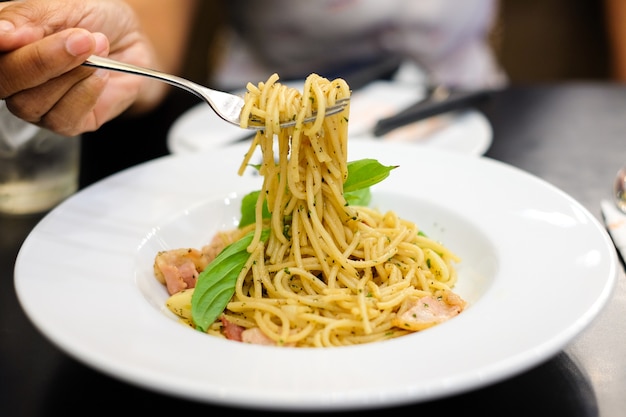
[213,0,506,91]
[0,0,506,137]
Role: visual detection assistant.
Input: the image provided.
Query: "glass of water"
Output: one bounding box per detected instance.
[0,104,80,216]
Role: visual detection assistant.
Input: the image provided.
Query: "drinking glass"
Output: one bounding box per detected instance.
[0,104,80,216]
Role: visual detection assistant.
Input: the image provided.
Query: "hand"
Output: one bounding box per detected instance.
[0,0,166,136]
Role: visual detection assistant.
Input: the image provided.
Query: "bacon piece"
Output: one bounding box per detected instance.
[393,290,466,331]
[221,317,286,346]
[241,327,277,345]
[153,248,209,295]
[201,229,243,262]
[221,316,244,342]
[153,230,242,296]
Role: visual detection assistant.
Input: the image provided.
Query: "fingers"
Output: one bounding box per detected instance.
[0,28,102,98]
[0,0,56,50]
[0,17,39,51]
[35,69,111,136]
[0,27,114,135]
[6,67,107,133]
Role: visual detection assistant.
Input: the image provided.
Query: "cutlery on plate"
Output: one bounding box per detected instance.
[372,88,493,137]
[601,198,626,266]
[603,167,626,266]
[82,55,348,130]
[613,166,626,214]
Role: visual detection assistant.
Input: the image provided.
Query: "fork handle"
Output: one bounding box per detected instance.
[83,55,202,100]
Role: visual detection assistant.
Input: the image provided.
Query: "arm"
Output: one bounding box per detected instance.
[124,0,199,76]
[123,0,200,112]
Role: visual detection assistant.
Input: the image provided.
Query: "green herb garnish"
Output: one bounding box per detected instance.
[343,159,397,192]
[191,228,269,331]
[238,190,270,228]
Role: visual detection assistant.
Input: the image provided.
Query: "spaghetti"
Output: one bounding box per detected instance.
[154,73,465,347]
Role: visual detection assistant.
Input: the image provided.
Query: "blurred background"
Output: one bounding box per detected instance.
[80,0,617,187]
[180,0,613,85]
[495,0,611,82]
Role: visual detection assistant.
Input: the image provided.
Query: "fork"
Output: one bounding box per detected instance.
[83,55,349,130]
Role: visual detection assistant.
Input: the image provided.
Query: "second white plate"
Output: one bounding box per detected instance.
[167,81,493,156]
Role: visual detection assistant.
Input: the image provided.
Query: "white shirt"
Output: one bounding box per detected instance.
[211,0,506,91]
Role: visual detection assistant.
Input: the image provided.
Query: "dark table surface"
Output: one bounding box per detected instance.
[2,82,625,416]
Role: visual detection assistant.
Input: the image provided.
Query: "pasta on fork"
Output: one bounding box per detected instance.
[154,73,466,347]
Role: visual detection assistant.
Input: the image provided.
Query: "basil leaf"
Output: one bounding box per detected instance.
[344,159,397,192]
[345,187,371,206]
[238,190,270,228]
[191,229,269,331]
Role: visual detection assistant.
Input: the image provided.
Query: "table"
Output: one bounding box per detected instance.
[1,83,625,416]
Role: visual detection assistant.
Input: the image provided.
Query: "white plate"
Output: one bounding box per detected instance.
[167,80,493,156]
[15,141,617,411]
